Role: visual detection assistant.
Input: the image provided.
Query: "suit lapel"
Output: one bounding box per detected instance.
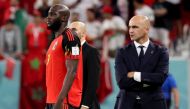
[82,42,88,62]
[142,42,155,65]
[128,43,140,69]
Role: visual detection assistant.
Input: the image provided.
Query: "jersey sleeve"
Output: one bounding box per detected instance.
[62,28,81,59]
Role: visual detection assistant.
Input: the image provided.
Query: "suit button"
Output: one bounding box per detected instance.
[143,84,150,87]
[136,95,141,100]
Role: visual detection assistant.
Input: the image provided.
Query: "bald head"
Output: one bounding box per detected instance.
[128,15,150,43]
[69,21,86,39]
[129,15,151,29]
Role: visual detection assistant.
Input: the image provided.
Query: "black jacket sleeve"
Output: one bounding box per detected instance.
[141,47,169,86]
[82,47,100,107]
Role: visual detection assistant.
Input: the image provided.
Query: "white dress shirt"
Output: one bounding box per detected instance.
[81,40,86,46]
[133,39,150,82]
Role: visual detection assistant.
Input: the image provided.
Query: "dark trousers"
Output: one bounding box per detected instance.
[134,99,141,109]
[45,103,79,109]
[166,99,171,109]
[46,103,54,109]
[45,103,99,109]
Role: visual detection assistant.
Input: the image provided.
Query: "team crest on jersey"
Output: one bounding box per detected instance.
[52,41,58,50]
[72,46,79,55]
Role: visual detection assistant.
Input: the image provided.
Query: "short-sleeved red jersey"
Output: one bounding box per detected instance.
[46,28,83,107]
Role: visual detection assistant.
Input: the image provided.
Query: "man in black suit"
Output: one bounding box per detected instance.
[69,21,100,109]
[114,15,169,109]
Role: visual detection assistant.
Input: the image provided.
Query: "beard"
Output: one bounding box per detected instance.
[47,19,62,32]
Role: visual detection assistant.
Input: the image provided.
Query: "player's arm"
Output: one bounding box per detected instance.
[54,29,81,109]
[170,75,180,109]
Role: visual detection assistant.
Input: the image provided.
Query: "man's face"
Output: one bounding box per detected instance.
[34,16,42,24]
[86,10,95,21]
[128,19,147,41]
[46,8,62,32]
[102,13,111,19]
[5,23,14,31]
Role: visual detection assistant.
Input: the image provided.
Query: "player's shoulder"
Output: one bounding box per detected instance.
[61,28,81,51]
[62,28,78,40]
[62,28,80,44]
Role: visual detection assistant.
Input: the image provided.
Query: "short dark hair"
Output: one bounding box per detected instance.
[6,19,15,24]
[87,8,96,14]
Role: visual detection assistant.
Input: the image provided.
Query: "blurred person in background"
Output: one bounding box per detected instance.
[144,0,155,6]
[58,0,81,9]
[19,10,50,109]
[181,0,190,55]
[165,0,182,37]
[117,0,128,21]
[0,19,22,59]
[133,0,158,43]
[19,0,36,15]
[0,0,9,27]
[58,0,100,22]
[166,0,183,55]
[70,11,80,22]
[99,0,121,16]
[4,0,29,50]
[69,21,101,109]
[38,0,51,18]
[162,74,180,109]
[4,0,20,23]
[98,5,127,107]
[152,0,173,48]
[85,8,102,51]
[133,0,155,31]
[24,10,50,54]
[69,0,100,22]
[101,5,127,59]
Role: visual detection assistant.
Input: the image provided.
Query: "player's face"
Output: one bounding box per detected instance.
[46,8,62,32]
[6,23,14,31]
[128,19,146,42]
[86,10,95,21]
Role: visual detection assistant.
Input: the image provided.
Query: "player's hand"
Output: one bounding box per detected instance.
[80,105,89,109]
[127,72,135,78]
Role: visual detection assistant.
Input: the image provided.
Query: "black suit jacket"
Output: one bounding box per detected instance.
[81,42,100,109]
[114,41,169,109]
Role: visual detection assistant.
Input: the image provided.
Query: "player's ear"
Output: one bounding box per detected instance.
[61,16,69,22]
